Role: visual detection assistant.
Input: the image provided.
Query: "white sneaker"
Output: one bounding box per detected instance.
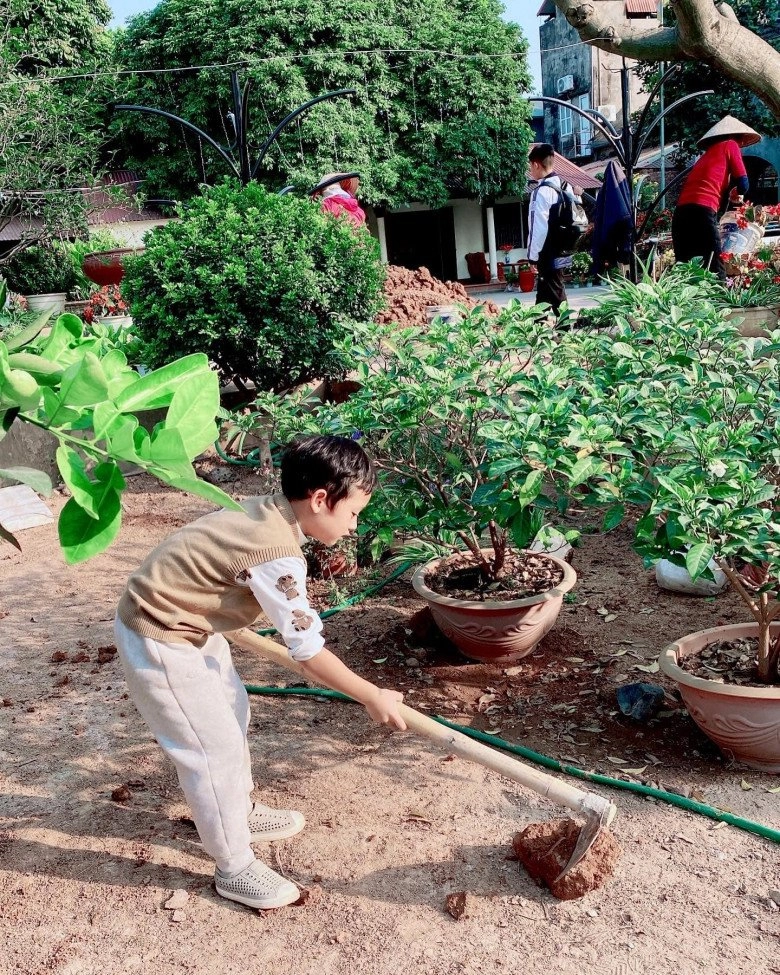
[248,802,305,841]
[215,859,300,910]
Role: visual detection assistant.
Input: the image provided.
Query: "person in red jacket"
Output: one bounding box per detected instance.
[672,115,760,278]
[311,172,367,229]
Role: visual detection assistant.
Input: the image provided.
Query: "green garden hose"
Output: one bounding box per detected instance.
[245,682,780,845]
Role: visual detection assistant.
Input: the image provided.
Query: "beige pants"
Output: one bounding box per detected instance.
[114,616,255,875]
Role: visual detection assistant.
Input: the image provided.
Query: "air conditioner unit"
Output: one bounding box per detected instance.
[556,74,574,94]
[597,104,618,122]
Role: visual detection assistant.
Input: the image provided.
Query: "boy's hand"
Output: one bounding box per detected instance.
[365,688,407,731]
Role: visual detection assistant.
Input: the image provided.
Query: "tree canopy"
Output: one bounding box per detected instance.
[113,0,533,208]
[0,0,116,258]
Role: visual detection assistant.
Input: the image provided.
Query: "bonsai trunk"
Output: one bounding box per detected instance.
[719,561,780,683]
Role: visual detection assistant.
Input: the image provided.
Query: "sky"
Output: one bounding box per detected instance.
[107,0,544,91]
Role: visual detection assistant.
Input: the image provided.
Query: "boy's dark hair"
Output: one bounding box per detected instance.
[281,435,377,508]
[528,143,555,167]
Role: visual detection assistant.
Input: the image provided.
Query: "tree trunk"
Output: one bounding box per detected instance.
[551,0,780,121]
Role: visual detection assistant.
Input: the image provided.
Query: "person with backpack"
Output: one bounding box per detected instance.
[527,143,587,314]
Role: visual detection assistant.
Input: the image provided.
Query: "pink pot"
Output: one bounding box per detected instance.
[659,622,780,772]
[411,551,576,664]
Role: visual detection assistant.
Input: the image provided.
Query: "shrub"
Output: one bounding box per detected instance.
[122,180,386,391]
[4,243,77,296]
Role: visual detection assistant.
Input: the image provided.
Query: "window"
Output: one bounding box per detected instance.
[577,94,591,136]
[559,104,573,138]
[482,202,526,250]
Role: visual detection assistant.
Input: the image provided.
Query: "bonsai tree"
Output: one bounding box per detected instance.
[121,180,385,392]
[562,264,780,683]
[1,311,241,562]
[249,304,620,584]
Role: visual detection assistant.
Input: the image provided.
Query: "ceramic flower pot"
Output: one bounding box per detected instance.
[96,315,133,329]
[25,293,66,316]
[659,622,780,772]
[518,269,536,293]
[411,551,576,664]
[82,248,143,288]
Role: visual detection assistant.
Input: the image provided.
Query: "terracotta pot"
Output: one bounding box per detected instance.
[659,622,780,772]
[411,551,576,664]
[518,269,536,293]
[725,304,780,338]
[82,248,143,288]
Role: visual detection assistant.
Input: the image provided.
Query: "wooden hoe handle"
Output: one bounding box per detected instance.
[227,627,617,826]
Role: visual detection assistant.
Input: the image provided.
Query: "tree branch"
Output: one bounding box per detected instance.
[551,0,780,120]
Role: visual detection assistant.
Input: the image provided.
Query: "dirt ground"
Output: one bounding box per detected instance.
[2,465,780,975]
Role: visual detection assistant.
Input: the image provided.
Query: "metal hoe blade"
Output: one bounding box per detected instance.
[555,803,614,881]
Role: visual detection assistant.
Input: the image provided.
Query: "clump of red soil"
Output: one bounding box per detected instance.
[512,818,622,900]
[376,265,500,327]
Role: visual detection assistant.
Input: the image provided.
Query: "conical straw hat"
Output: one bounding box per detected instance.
[697,115,761,148]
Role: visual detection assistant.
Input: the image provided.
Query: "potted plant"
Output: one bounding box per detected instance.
[516,261,537,293]
[716,250,780,337]
[83,285,132,328]
[251,306,620,663]
[498,243,513,282]
[504,268,519,293]
[567,264,780,770]
[82,247,144,288]
[2,243,76,315]
[570,251,592,287]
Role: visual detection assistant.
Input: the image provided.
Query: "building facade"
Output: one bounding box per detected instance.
[537,0,657,161]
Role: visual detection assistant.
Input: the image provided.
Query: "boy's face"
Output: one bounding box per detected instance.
[303,486,372,546]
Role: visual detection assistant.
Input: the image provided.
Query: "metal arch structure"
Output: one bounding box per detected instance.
[531,64,713,281]
[115,70,356,190]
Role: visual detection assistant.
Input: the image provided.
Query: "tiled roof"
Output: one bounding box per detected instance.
[625,0,658,16]
[529,145,603,190]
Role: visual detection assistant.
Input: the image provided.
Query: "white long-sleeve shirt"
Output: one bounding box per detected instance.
[527,175,563,262]
[243,556,324,662]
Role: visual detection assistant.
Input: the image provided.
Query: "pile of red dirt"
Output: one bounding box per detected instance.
[376,265,501,327]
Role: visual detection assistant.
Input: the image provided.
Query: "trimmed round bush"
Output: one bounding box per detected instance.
[122,180,385,390]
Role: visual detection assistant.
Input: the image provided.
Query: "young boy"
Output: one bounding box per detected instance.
[114,435,406,911]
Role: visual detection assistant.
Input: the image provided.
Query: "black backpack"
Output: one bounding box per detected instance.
[539,178,589,254]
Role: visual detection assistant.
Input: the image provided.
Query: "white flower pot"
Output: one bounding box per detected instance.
[95,315,133,329]
[26,293,66,315]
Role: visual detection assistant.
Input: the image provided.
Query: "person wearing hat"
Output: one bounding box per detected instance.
[311,172,366,229]
[672,115,760,278]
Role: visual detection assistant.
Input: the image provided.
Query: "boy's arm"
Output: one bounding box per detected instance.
[528,185,554,261]
[298,649,406,730]
[244,558,406,730]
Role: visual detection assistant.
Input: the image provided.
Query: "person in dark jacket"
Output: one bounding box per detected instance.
[672,115,760,278]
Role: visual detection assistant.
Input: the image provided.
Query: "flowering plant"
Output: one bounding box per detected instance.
[719,249,780,307]
[83,285,129,323]
[730,202,780,230]
[499,243,513,253]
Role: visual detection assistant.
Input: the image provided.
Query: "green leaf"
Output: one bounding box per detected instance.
[7,351,63,386]
[0,466,53,494]
[56,446,101,519]
[686,543,716,581]
[0,407,19,443]
[39,314,83,360]
[114,354,211,412]
[4,309,53,352]
[57,352,109,407]
[143,427,196,476]
[569,455,604,488]
[58,491,122,564]
[164,371,220,457]
[148,467,244,510]
[516,469,544,507]
[602,503,625,532]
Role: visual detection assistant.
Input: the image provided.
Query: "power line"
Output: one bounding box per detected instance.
[1,38,616,88]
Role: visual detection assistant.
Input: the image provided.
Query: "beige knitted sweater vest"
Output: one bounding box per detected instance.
[117,493,304,646]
